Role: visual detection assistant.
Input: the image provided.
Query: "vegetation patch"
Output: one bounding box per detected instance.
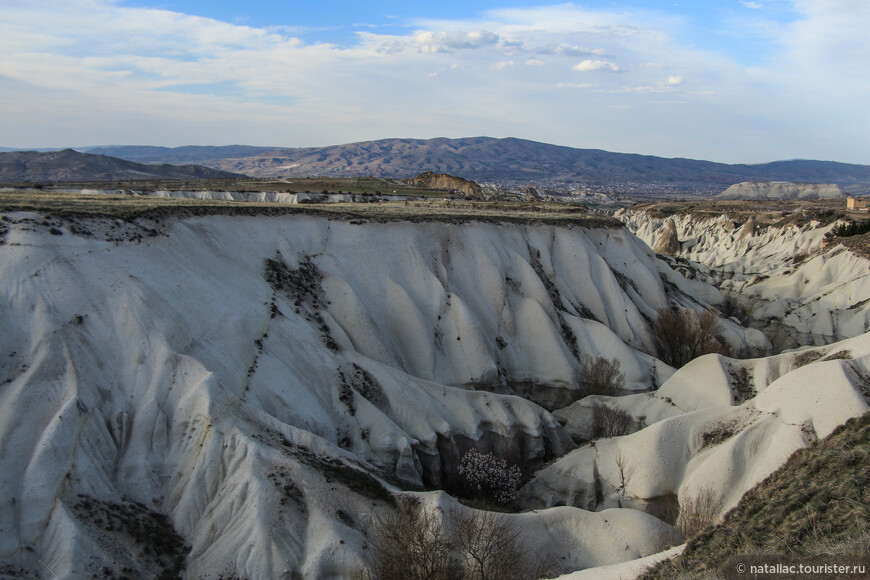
[357,497,556,580]
[653,308,729,368]
[527,247,583,359]
[643,412,870,579]
[264,254,339,351]
[281,436,395,506]
[579,356,625,399]
[267,467,306,509]
[592,404,634,438]
[701,422,738,449]
[250,427,396,504]
[728,366,756,404]
[823,349,853,361]
[835,231,870,260]
[720,294,750,327]
[339,363,389,413]
[792,349,823,369]
[675,487,724,539]
[832,219,870,238]
[70,494,189,580]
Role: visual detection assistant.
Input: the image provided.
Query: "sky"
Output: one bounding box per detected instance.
[1,0,868,164]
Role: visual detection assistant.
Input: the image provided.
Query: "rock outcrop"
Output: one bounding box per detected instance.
[736,215,756,240]
[717,181,844,200]
[652,218,680,256]
[405,171,482,197]
[617,208,870,348]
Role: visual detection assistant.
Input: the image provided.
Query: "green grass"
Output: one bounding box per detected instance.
[642,412,870,579]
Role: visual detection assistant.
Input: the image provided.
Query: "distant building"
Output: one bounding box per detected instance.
[847,197,868,210]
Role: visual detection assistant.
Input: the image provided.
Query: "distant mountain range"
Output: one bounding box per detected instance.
[4,138,870,193]
[83,138,870,194]
[0,149,243,182]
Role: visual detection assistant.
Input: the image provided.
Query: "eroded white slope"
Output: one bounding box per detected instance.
[617,209,870,346]
[0,212,720,578]
[519,335,870,522]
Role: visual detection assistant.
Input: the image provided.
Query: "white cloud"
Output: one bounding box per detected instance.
[411,29,500,53]
[557,82,598,89]
[0,0,867,163]
[572,59,621,72]
[553,44,607,57]
[741,1,764,9]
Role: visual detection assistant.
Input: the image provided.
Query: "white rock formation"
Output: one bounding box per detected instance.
[717,181,844,200]
[617,208,870,347]
[1,210,751,578]
[519,336,870,520]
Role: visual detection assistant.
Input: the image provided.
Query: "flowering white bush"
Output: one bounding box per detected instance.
[457,449,521,504]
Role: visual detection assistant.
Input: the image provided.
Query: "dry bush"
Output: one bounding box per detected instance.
[359,498,459,580]
[593,404,634,438]
[719,294,749,326]
[358,501,556,580]
[653,308,729,368]
[450,509,557,580]
[579,355,625,398]
[676,487,724,539]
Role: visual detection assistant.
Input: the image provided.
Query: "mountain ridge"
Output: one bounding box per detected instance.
[81,137,870,194]
[0,149,244,182]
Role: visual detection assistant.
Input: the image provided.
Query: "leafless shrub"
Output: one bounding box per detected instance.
[719,294,750,326]
[593,405,634,438]
[359,498,459,580]
[676,487,724,539]
[653,308,729,368]
[579,355,625,398]
[358,501,556,580]
[450,509,557,580]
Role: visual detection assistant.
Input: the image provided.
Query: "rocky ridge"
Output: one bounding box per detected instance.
[616,207,870,349]
[717,181,844,200]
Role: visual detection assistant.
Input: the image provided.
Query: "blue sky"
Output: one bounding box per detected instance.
[1,0,868,164]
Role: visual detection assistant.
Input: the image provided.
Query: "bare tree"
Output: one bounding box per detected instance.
[449,509,556,580]
[593,404,634,438]
[652,308,729,368]
[579,355,625,398]
[360,498,459,580]
[359,500,556,580]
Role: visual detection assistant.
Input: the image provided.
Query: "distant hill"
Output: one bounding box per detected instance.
[79,138,870,194]
[717,181,845,200]
[83,145,275,165]
[0,149,244,182]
